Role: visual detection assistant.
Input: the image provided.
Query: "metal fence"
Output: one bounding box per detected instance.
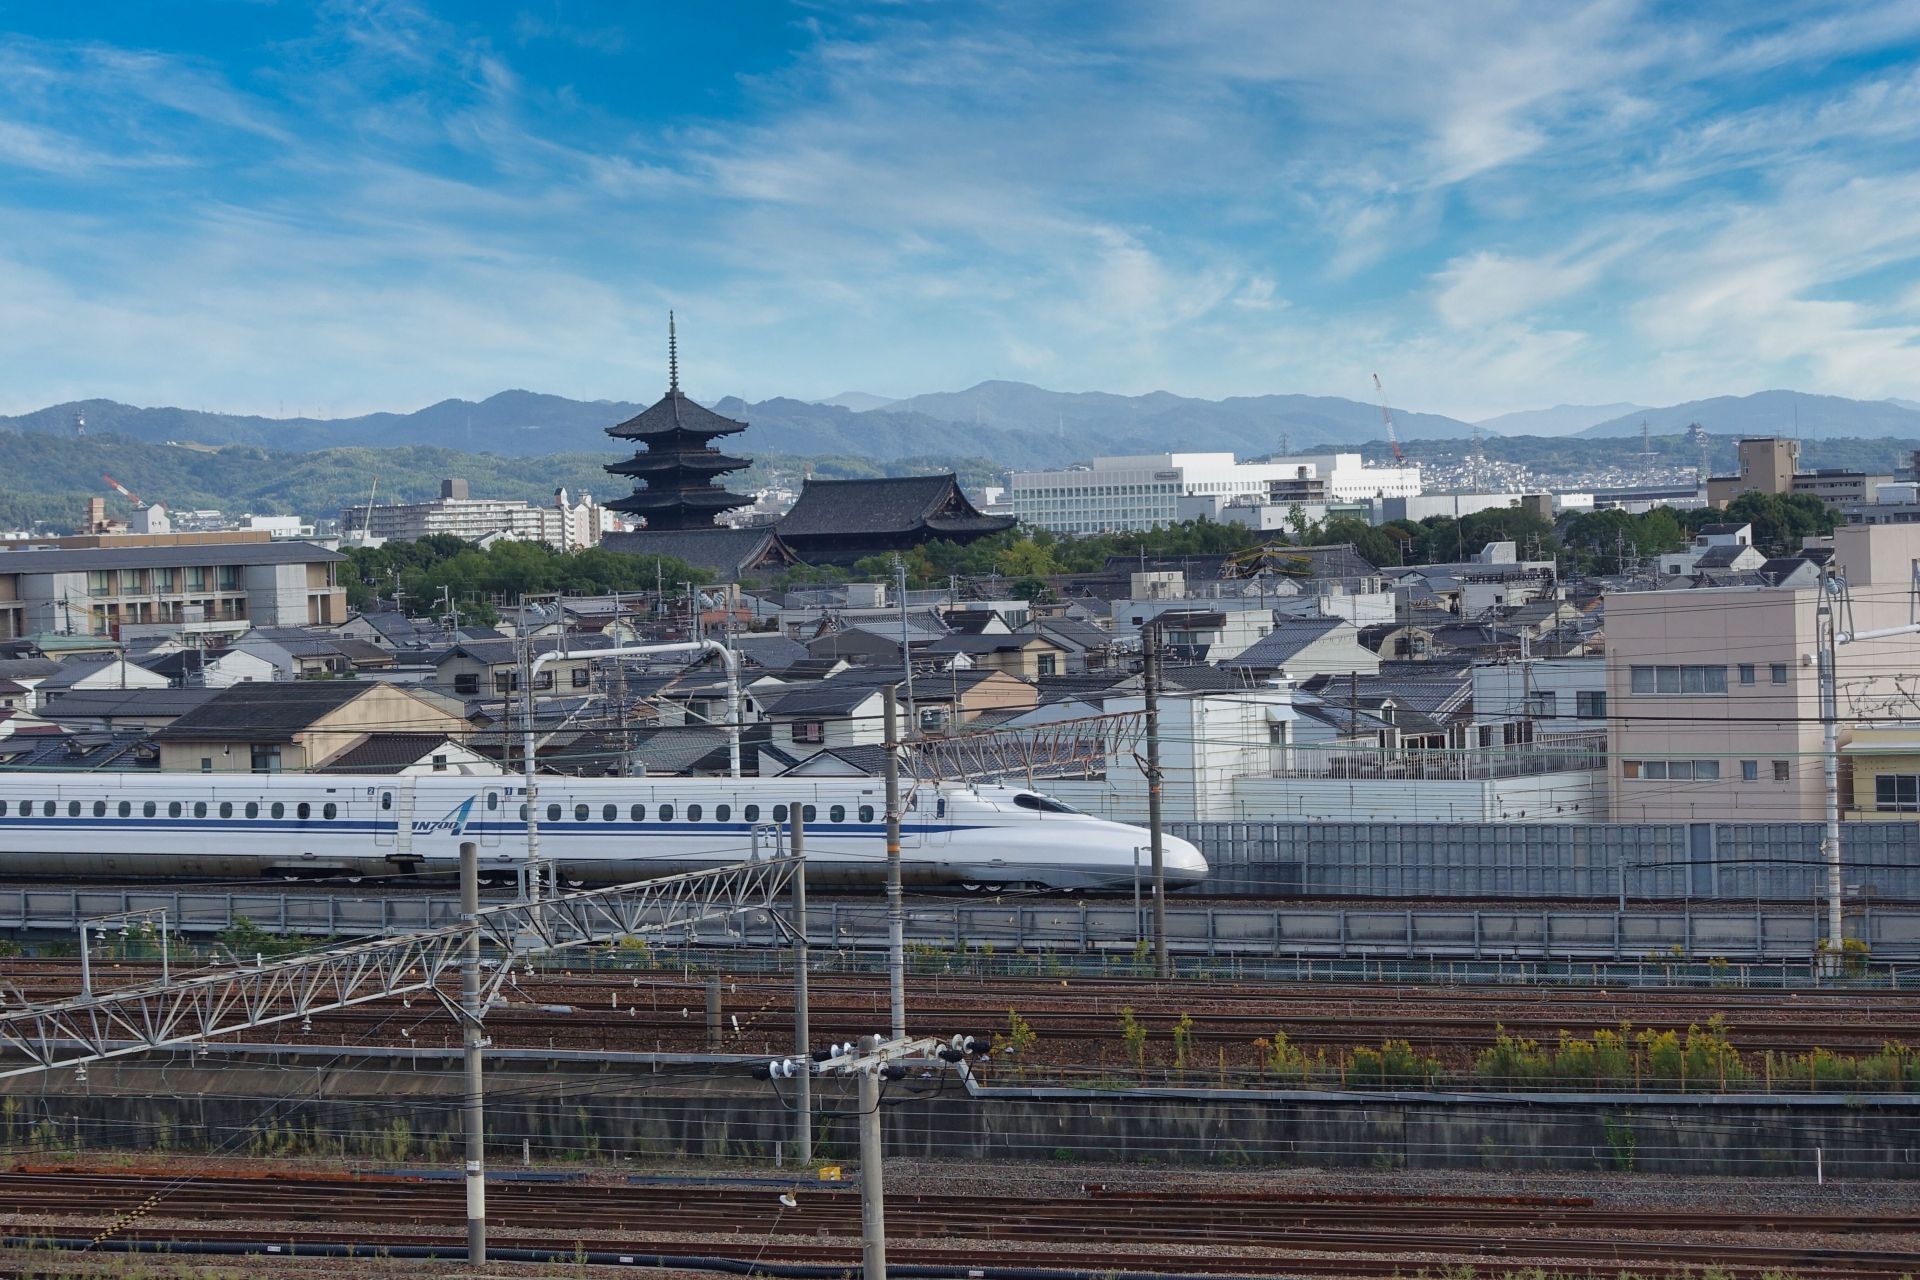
[1178,819,1920,901]
[1,887,1915,962]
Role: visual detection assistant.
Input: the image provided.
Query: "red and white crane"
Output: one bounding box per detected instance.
[102,474,149,510]
[1371,373,1404,464]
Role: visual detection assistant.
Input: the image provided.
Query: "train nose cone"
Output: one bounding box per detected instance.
[1163,834,1209,887]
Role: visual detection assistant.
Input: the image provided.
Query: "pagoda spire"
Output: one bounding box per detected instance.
[603,314,752,531]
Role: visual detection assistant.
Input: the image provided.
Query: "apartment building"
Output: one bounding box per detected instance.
[1009,452,1420,535]
[1604,522,1920,821]
[342,478,611,550]
[0,535,348,640]
[1705,437,1894,508]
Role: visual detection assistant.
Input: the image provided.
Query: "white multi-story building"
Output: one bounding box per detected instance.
[341,479,614,550]
[1009,452,1421,535]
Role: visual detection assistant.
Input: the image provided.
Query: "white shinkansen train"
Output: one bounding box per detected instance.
[0,772,1208,892]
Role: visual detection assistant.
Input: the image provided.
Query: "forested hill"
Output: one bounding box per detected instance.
[0,432,998,533]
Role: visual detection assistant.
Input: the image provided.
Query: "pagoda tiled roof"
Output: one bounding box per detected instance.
[606,389,746,441]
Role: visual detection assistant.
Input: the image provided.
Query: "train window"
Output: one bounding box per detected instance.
[168,802,182,818]
[659,804,675,822]
[245,802,258,819]
[296,803,311,821]
[195,802,208,818]
[937,799,946,817]
[486,793,499,810]
[323,803,337,820]
[630,804,645,822]
[773,804,787,822]
[270,802,285,820]
[859,805,874,823]
[93,801,106,817]
[220,802,233,818]
[69,801,81,817]
[802,804,817,823]
[119,801,132,818]
[381,792,393,811]
[574,804,589,822]
[1011,793,1080,814]
[0,801,8,817]
[686,804,702,822]
[603,804,617,822]
[716,804,730,822]
[519,804,529,821]
[830,805,845,823]
[546,804,561,822]
[743,804,759,822]
[143,801,157,818]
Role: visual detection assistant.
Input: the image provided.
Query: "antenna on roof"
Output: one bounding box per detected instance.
[667,312,680,394]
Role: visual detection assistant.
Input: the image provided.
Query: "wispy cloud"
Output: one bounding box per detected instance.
[0,1,1917,416]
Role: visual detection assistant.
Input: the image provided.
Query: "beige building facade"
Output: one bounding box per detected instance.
[1605,523,1920,821]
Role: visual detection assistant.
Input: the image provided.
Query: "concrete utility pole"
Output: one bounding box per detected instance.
[1142,621,1169,978]
[758,1034,989,1280]
[857,1051,887,1280]
[1817,570,1843,970]
[459,841,487,1265]
[790,810,811,1164]
[881,685,906,1039]
[895,557,916,730]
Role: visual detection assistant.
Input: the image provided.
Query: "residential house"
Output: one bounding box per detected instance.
[321,732,503,777]
[804,623,944,667]
[1019,616,1116,673]
[1470,657,1608,743]
[39,687,220,733]
[922,631,1068,680]
[430,635,617,698]
[152,681,469,773]
[0,658,62,710]
[1221,618,1382,679]
[139,646,278,688]
[34,656,170,707]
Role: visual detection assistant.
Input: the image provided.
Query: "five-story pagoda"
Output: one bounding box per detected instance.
[604,316,751,530]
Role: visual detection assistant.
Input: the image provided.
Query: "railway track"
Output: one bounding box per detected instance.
[2,1171,1916,1277]
[8,962,1912,1061]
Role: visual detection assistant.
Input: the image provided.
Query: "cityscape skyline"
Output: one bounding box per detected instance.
[2,3,1918,421]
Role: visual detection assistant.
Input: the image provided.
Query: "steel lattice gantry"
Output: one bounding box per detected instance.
[0,856,797,1080]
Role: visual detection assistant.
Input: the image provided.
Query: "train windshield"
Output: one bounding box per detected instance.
[1012,792,1082,815]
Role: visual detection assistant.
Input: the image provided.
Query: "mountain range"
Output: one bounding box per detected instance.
[5,382,1920,470]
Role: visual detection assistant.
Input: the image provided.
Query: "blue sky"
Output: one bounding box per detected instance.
[2,1,1918,420]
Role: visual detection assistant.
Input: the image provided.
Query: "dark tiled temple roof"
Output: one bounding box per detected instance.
[600,527,798,581]
[605,389,747,441]
[777,475,1013,539]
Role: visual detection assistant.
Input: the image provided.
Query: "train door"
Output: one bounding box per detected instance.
[479,787,505,845]
[372,787,398,845]
[915,786,952,846]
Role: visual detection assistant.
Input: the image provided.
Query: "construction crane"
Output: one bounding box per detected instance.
[1371,373,1404,464]
[101,474,148,510]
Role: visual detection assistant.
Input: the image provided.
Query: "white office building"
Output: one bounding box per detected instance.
[1009,453,1421,535]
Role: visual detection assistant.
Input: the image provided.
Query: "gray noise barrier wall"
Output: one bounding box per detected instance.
[1179,820,1920,901]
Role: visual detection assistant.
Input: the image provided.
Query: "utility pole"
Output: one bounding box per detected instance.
[857,1054,886,1279]
[894,556,917,731]
[789,809,811,1164]
[758,1034,991,1280]
[458,840,487,1265]
[520,631,543,903]
[881,685,906,1039]
[1142,621,1169,978]
[1817,568,1843,972]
